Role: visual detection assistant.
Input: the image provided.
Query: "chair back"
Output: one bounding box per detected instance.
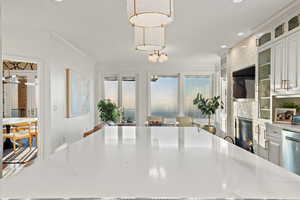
[11,122,31,133]
[176,117,193,127]
[83,123,105,138]
[147,116,164,126]
[54,143,68,153]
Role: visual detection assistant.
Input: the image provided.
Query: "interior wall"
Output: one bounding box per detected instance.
[225,35,258,137]
[3,28,96,157]
[96,63,217,126]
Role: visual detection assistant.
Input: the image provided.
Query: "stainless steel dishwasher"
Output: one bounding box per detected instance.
[282,129,300,176]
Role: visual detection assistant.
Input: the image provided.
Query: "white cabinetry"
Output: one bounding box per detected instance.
[272,40,285,92]
[286,32,300,92]
[272,31,300,94]
[265,123,282,166]
[268,141,281,165]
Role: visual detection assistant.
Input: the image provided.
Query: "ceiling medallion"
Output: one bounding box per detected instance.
[127,0,174,28]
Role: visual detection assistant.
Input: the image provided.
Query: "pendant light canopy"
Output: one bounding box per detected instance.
[127,0,174,28]
[135,26,166,52]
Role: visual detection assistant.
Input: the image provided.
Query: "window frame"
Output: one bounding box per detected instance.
[147,72,213,119]
[102,73,138,124]
[182,75,213,119]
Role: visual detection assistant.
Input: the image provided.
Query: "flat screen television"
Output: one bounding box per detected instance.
[233,66,255,99]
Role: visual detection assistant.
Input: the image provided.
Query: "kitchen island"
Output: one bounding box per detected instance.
[1,126,300,199]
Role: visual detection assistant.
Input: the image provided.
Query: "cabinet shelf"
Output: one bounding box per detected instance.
[259,62,271,67]
[259,78,270,82]
[260,109,271,111]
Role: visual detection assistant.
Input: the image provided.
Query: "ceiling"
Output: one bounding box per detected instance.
[2,0,295,69]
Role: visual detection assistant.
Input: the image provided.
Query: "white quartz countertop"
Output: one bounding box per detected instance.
[267,122,300,133]
[1,127,300,199]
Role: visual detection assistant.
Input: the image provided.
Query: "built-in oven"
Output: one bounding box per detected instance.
[282,130,300,176]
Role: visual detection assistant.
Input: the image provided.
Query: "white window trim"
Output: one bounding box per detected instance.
[147,72,213,119]
[102,73,138,123]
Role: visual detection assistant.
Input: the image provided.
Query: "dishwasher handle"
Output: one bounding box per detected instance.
[286,136,300,143]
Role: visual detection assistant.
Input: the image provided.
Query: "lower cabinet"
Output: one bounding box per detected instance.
[268,141,281,165]
[265,123,282,166]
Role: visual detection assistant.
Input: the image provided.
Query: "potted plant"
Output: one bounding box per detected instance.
[97,99,121,125]
[193,94,224,134]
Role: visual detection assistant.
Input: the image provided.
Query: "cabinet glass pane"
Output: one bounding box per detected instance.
[259,81,270,97]
[258,48,271,120]
[259,49,271,65]
[259,64,271,80]
[260,99,270,109]
[260,110,271,120]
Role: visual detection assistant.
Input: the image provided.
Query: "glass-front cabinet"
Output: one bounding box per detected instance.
[258,48,271,120]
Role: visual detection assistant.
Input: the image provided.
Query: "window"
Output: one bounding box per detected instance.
[103,75,136,123]
[104,76,118,105]
[150,75,178,118]
[184,76,211,118]
[122,77,136,123]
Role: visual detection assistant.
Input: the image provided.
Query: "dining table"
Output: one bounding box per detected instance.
[1,126,300,199]
[2,118,38,148]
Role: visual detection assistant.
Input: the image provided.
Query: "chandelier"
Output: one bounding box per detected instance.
[127,0,174,27]
[135,26,166,52]
[148,50,168,63]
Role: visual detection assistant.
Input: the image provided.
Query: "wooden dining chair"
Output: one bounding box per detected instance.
[3,122,32,153]
[176,116,193,127]
[30,121,38,145]
[83,123,105,138]
[146,116,165,126]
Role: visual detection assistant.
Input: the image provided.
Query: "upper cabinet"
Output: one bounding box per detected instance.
[286,32,300,92]
[271,31,300,95]
[272,40,285,93]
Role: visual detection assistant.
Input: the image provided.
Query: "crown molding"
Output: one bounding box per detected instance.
[251,0,300,34]
[50,31,97,63]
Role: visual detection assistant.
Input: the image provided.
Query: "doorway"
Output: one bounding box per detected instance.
[2,60,40,177]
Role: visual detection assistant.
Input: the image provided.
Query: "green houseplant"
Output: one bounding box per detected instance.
[193,94,224,134]
[97,99,121,124]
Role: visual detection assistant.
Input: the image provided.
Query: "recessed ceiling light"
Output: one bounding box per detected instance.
[241,45,248,48]
[221,45,228,49]
[233,0,244,3]
[237,32,245,36]
[54,0,63,2]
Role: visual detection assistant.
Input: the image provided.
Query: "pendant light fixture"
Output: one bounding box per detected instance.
[148,50,168,63]
[127,0,174,28]
[135,25,166,52]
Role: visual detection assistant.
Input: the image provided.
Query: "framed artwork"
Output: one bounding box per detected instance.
[275,108,296,124]
[66,69,90,118]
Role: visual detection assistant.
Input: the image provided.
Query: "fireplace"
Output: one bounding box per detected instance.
[235,117,254,153]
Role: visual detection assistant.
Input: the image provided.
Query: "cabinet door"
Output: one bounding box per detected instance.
[259,124,267,149]
[272,40,286,92]
[286,32,299,90]
[268,141,281,166]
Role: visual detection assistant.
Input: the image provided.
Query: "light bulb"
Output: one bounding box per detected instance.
[148,53,158,63]
[159,53,168,63]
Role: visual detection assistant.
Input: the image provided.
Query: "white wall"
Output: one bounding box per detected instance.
[96,63,217,126]
[3,27,96,157]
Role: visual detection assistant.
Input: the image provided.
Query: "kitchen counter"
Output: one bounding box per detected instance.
[1,126,300,199]
[267,122,300,133]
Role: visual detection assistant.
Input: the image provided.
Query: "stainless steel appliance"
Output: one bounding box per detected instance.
[282,130,300,175]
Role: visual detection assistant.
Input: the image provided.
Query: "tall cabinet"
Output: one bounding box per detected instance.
[272,31,300,94]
